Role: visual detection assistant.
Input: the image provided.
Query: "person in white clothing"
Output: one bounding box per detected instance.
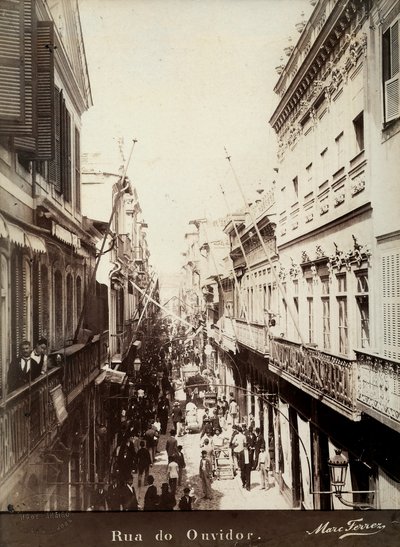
[257,447,271,490]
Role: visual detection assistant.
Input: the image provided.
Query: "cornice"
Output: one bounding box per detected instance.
[270,0,369,133]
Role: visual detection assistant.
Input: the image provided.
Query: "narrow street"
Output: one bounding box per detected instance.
[135,419,291,511]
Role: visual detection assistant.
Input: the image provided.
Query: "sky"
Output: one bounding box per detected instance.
[79,0,312,276]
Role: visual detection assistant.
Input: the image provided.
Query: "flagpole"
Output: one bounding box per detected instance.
[224,148,323,388]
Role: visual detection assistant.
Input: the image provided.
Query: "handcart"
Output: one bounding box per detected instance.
[213,445,234,480]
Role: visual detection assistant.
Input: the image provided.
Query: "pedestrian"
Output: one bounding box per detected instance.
[178,487,195,510]
[253,428,265,470]
[7,340,32,393]
[30,338,48,379]
[158,483,176,511]
[221,395,229,418]
[153,417,161,452]
[199,437,213,463]
[91,483,107,510]
[246,426,257,470]
[115,441,135,482]
[232,426,246,475]
[107,476,123,510]
[257,446,271,490]
[143,475,159,510]
[199,450,213,500]
[157,396,170,434]
[121,473,139,511]
[144,422,158,463]
[175,445,186,486]
[136,440,151,488]
[241,445,252,491]
[171,401,184,437]
[228,396,238,425]
[167,456,179,496]
[165,429,178,462]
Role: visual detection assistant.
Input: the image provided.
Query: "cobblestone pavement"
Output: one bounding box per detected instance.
[135,422,291,511]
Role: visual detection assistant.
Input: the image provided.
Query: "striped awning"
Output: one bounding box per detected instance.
[0,213,47,253]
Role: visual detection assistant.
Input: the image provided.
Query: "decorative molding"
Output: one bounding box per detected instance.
[351,177,365,196]
[320,203,329,215]
[334,191,346,206]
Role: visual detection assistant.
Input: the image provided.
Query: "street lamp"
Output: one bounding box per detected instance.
[328,449,348,496]
[133,357,141,374]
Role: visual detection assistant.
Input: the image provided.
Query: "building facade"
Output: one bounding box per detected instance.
[0,0,109,511]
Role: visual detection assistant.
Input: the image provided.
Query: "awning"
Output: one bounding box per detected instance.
[7,223,25,247]
[0,213,47,253]
[25,232,47,253]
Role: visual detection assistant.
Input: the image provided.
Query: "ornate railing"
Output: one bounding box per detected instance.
[270,339,358,413]
[235,319,269,354]
[0,332,108,484]
[356,350,400,427]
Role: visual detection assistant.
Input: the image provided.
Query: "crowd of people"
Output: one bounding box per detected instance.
[89,382,198,511]
[196,393,272,495]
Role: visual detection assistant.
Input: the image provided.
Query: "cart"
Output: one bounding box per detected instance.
[213,444,234,480]
[185,407,200,433]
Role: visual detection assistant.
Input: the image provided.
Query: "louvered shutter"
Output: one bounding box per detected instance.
[64,108,71,202]
[11,251,22,360]
[0,0,24,124]
[32,258,40,343]
[75,127,81,210]
[36,21,54,159]
[382,251,400,360]
[385,20,400,122]
[0,0,35,137]
[48,87,61,190]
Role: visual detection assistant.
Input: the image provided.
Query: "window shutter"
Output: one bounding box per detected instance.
[385,21,400,122]
[0,0,35,136]
[382,251,400,360]
[49,87,61,190]
[11,251,22,360]
[36,21,54,159]
[75,127,81,211]
[32,258,40,343]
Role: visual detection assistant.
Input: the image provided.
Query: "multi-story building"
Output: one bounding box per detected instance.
[196,0,400,510]
[0,0,109,510]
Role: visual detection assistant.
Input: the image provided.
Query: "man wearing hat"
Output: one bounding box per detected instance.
[178,487,195,510]
[171,401,184,437]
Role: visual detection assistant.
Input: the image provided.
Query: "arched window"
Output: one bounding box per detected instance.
[54,270,63,348]
[22,258,32,343]
[1,254,9,398]
[76,275,82,318]
[40,265,49,338]
[66,273,73,340]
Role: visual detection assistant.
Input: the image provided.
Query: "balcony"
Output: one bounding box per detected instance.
[0,332,108,484]
[270,338,360,420]
[356,350,400,433]
[235,319,269,355]
[116,234,132,261]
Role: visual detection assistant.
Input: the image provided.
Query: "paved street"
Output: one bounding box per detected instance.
[135,421,291,511]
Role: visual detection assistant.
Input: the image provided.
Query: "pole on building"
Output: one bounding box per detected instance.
[73,139,138,343]
[224,148,324,389]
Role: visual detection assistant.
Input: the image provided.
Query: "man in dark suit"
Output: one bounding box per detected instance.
[178,487,195,510]
[121,474,139,511]
[143,475,158,510]
[30,338,48,379]
[7,341,32,393]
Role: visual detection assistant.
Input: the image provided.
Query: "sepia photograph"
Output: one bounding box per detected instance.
[0,0,400,545]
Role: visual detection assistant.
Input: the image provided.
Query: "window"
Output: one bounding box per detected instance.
[1,254,9,398]
[320,148,328,181]
[293,280,299,313]
[54,270,63,348]
[306,278,314,343]
[76,275,82,318]
[382,251,400,360]
[353,112,364,152]
[337,274,348,354]
[66,273,73,340]
[49,88,71,200]
[306,163,313,186]
[293,176,299,198]
[335,132,344,171]
[383,18,400,122]
[355,271,369,349]
[321,276,330,350]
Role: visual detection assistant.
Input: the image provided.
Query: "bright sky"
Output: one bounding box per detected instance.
[79,0,311,276]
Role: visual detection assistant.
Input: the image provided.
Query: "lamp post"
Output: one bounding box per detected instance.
[133,357,141,378]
